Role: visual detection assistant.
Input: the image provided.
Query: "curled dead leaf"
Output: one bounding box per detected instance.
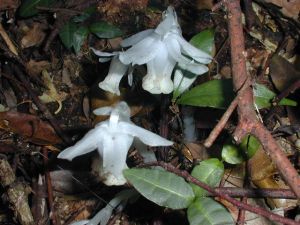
[38,70,68,114]
[21,23,46,48]
[0,111,62,145]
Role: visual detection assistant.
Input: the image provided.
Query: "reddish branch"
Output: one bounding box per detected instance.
[141,162,298,225]
[211,187,296,198]
[206,0,300,198]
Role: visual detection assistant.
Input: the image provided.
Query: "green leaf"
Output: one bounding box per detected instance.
[19,0,55,17]
[177,79,297,109]
[188,197,234,225]
[89,22,123,39]
[254,83,297,109]
[59,22,77,49]
[240,135,260,158]
[190,28,215,55]
[123,168,195,209]
[72,26,89,53]
[190,159,224,197]
[72,6,97,23]
[222,144,245,164]
[59,22,89,53]
[177,79,233,109]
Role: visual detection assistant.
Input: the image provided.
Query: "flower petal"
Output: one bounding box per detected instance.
[99,132,133,180]
[118,121,173,146]
[93,106,112,116]
[99,56,128,95]
[57,126,104,161]
[121,29,154,47]
[174,34,212,64]
[155,6,180,36]
[119,34,161,65]
[87,190,137,225]
[70,220,90,225]
[142,42,175,94]
[134,139,157,162]
[91,47,119,57]
[166,38,209,74]
[178,61,209,75]
[173,69,197,94]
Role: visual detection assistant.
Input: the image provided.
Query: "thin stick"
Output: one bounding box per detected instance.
[0,23,18,56]
[204,95,238,147]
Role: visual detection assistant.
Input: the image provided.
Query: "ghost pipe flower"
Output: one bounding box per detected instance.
[92,6,212,95]
[57,101,173,185]
[70,189,138,225]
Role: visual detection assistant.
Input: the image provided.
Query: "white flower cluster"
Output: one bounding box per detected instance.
[58,101,172,186]
[92,6,212,95]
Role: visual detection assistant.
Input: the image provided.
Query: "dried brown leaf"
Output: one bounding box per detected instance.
[270,55,300,91]
[0,111,62,145]
[21,23,46,48]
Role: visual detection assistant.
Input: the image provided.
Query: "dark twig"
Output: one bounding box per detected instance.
[43,148,60,225]
[204,94,238,147]
[158,96,171,161]
[211,187,297,199]
[242,0,256,29]
[205,77,250,147]
[140,162,299,225]
[36,6,83,15]
[273,79,300,104]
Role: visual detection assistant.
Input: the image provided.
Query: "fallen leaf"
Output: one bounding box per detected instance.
[26,59,51,77]
[0,0,20,10]
[0,111,62,145]
[249,147,297,209]
[270,55,300,91]
[182,142,208,162]
[265,0,300,20]
[196,0,214,10]
[21,22,46,48]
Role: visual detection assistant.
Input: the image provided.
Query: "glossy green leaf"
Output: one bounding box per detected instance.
[188,197,234,225]
[19,0,55,17]
[254,83,297,109]
[240,135,260,158]
[190,159,224,197]
[89,22,123,39]
[177,79,233,109]
[190,28,215,55]
[72,26,89,53]
[222,144,244,164]
[123,168,195,209]
[177,79,297,109]
[59,22,77,49]
[59,22,88,53]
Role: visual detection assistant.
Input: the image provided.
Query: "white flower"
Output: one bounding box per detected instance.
[92,6,212,95]
[173,69,198,94]
[58,101,173,185]
[70,190,138,225]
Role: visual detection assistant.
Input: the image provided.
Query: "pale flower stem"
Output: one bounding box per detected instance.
[182,106,197,142]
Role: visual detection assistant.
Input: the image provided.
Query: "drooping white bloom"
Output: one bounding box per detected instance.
[58,101,173,185]
[92,6,212,95]
[70,190,138,225]
[173,69,198,94]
